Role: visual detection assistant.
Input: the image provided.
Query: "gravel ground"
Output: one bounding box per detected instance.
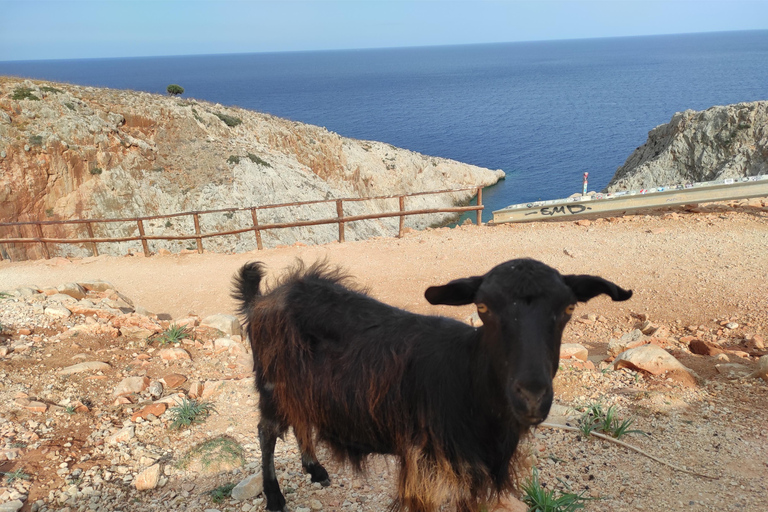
[1,201,767,512]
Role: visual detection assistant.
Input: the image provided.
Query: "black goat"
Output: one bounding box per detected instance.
[233,258,631,512]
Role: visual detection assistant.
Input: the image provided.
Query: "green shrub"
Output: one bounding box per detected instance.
[90,167,103,175]
[28,135,43,146]
[11,87,39,101]
[227,155,241,165]
[209,483,237,503]
[247,153,272,167]
[166,84,185,96]
[64,102,75,111]
[41,86,63,94]
[215,112,242,127]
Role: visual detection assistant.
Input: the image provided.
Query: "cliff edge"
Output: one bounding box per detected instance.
[605,101,768,192]
[0,77,503,259]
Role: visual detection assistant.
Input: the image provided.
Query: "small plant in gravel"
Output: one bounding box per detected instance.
[578,403,643,440]
[156,324,192,345]
[208,482,237,503]
[2,468,31,484]
[521,468,592,512]
[169,398,216,429]
[64,405,77,415]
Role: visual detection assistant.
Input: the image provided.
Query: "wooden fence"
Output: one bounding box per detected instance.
[0,187,483,260]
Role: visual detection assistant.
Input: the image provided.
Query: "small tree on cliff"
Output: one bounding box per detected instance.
[167,84,184,96]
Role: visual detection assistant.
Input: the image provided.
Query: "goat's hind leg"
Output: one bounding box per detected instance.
[259,416,288,512]
[298,435,330,486]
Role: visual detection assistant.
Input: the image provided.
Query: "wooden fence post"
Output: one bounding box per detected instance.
[86,221,98,257]
[476,187,483,226]
[136,219,151,257]
[250,208,263,250]
[336,199,345,243]
[398,196,406,237]
[36,223,50,259]
[193,213,204,254]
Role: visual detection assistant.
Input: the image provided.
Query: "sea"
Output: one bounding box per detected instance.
[2,30,767,221]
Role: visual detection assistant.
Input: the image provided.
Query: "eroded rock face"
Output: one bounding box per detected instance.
[0,78,504,260]
[605,101,768,192]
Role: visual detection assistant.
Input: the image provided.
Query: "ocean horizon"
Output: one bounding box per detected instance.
[2,30,767,220]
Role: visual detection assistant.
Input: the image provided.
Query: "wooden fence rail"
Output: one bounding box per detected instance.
[0,187,483,260]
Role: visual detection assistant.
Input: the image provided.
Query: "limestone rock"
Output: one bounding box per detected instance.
[160,373,187,388]
[58,361,111,375]
[158,347,191,361]
[559,343,588,361]
[78,280,115,292]
[131,403,168,422]
[107,425,135,444]
[56,282,86,300]
[0,500,24,512]
[231,472,263,501]
[689,339,724,356]
[746,355,768,381]
[608,329,647,357]
[201,314,241,336]
[606,101,768,191]
[113,376,151,396]
[135,463,161,491]
[613,344,694,377]
[44,304,72,318]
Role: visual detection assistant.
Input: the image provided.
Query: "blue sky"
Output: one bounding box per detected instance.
[1,0,767,61]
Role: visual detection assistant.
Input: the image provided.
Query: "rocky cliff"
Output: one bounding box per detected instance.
[605,101,768,192]
[0,77,504,259]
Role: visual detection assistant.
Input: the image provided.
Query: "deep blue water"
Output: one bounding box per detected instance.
[2,30,767,220]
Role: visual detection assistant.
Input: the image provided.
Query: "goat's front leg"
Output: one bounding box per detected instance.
[259,419,287,512]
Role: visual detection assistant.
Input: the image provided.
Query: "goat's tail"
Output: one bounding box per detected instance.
[232,261,266,319]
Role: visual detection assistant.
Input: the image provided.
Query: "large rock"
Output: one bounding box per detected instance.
[58,361,111,375]
[559,343,588,361]
[56,282,87,300]
[201,314,241,336]
[613,344,693,376]
[135,463,162,491]
[608,329,647,357]
[231,472,263,501]
[113,376,150,396]
[606,101,768,191]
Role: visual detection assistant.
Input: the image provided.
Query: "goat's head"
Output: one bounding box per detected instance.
[424,258,632,427]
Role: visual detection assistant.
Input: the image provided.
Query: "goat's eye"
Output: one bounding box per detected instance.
[565,305,576,315]
[476,303,488,314]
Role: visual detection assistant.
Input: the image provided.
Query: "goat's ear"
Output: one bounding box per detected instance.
[425,276,484,306]
[563,275,633,302]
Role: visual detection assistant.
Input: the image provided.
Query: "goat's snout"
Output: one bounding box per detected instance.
[510,379,553,425]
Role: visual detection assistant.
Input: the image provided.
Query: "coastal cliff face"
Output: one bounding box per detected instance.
[605,101,768,192]
[0,77,503,259]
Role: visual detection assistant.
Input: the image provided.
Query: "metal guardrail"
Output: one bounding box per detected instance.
[0,187,484,260]
[492,176,768,224]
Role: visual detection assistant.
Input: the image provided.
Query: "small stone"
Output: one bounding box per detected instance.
[58,361,111,375]
[188,381,204,399]
[559,343,588,361]
[113,376,151,396]
[201,314,241,336]
[44,304,72,318]
[0,500,24,512]
[575,219,591,227]
[160,373,187,389]
[158,347,191,361]
[131,403,167,422]
[147,380,164,398]
[725,322,739,330]
[56,283,87,300]
[107,426,135,444]
[608,329,647,356]
[689,339,724,356]
[310,499,323,510]
[231,472,263,501]
[135,464,161,491]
